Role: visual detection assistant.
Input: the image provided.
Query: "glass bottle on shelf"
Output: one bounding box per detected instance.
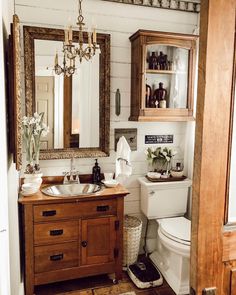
[148,51,158,69]
[145,84,152,107]
[153,82,167,108]
[149,86,156,108]
[158,51,168,70]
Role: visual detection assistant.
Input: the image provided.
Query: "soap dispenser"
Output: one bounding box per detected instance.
[92,159,101,184]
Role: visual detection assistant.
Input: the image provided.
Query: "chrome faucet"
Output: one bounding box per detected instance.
[63,157,80,184]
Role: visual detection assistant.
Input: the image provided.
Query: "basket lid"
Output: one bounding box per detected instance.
[124,215,142,228]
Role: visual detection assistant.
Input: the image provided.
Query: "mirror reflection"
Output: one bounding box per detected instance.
[34,39,100,150]
[24,26,110,159]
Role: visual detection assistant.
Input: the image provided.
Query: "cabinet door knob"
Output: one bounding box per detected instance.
[81,241,87,247]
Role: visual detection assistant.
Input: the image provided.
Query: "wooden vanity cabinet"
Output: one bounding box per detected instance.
[129,30,197,122]
[19,190,128,295]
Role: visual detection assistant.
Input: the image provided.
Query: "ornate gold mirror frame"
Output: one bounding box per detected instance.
[24,26,110,160]
[8,15,22,170]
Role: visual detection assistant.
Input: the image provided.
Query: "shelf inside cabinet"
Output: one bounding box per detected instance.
[146,69,176,74]
[146,69,187,75]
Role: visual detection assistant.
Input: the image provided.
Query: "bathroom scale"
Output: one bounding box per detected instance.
[127,256,163,289]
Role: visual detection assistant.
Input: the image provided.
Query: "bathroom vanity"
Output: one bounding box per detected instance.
[19,178,129,295]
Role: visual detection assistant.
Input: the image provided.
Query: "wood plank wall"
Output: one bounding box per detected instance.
[16,0,198,229]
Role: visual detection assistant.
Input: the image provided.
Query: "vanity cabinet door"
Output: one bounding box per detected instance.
[81,217,116,266]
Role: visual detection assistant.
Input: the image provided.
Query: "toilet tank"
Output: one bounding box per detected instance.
[138,177,192,219]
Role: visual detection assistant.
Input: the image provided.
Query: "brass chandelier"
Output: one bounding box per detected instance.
[54,0,98,76]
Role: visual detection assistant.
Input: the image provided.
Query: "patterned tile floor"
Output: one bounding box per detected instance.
[35,272,176,295]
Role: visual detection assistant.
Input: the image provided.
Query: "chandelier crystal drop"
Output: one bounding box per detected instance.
[54,0,98,76]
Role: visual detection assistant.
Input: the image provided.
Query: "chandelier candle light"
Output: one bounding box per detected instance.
[54,0,98,76]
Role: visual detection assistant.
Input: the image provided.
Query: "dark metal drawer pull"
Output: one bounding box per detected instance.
[50,229,63,236]
[42,210,56,217]
[81,241,87,247]
[96,205,109,212]
[50,253,64,261]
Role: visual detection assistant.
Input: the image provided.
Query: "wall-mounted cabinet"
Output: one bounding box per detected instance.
[129,30,197,122]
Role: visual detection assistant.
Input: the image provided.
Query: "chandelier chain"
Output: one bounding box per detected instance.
[78,0,84,24]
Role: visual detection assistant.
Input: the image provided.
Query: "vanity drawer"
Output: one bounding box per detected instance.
[34,203,78,222]
[34,242,78,273]
[34,220,78,245]
[78,199,117,217]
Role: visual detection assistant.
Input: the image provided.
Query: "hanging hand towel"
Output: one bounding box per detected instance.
[115,136,132,185]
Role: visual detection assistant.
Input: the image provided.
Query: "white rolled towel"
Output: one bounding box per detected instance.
[115,136,132,185]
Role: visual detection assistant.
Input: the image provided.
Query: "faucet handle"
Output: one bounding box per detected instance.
[62,172,69,184]
[75,171,80,184]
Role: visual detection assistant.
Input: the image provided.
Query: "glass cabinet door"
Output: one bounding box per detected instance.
[144,44,189,110]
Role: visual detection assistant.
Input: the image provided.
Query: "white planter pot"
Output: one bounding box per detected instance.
[23,173,43,189]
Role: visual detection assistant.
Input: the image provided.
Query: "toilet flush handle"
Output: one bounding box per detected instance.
[149,191,155,195]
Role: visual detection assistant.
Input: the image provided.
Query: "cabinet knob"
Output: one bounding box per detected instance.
[81,241,87,247]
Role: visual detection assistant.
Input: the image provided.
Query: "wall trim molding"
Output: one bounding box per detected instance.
[102,0,200,13]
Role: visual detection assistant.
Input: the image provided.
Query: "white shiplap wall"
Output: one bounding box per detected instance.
[16,0,198,235]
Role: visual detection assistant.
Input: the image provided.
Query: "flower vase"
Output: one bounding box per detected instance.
[34,146,41,172]
[23,172,43,190]
[151,159,168,173]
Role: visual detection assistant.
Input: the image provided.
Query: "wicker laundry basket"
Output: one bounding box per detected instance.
[123,215,142,267]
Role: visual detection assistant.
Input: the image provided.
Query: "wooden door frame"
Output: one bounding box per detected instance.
[190,1,236,294]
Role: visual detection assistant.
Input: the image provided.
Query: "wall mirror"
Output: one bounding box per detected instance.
[24,26,110,159]
[8,15,22,170]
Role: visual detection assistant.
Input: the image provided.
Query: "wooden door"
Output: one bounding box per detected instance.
[81,217,116,266]
[35,76,54,149]
[190,1,236,294]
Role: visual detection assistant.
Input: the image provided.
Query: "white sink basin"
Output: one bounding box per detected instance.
[41,183,102,197]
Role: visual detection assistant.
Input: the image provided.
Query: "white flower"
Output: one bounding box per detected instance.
[166,156,171,162]
[29,118,35,125]
[171,150,177,156]
[42,128,49,137]
[34,112,40,118]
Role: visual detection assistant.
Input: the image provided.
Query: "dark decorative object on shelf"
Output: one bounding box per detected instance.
[157,51,168,70]
[148,51,158,69]
[149,95,156,108]
[153,82,167,108]
[167,60,173,70]
[145,84,152,107]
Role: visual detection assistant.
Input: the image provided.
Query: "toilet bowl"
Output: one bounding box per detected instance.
[158,216,190,257]
[138,177,192,295]
[150,216,190,295]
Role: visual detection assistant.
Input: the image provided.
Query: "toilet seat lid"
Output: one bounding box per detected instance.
[159,217,191,246]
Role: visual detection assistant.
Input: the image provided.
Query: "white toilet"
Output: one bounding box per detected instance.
[138,177,192,295]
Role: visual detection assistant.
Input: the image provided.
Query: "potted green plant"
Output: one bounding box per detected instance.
[145,147,177,176]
